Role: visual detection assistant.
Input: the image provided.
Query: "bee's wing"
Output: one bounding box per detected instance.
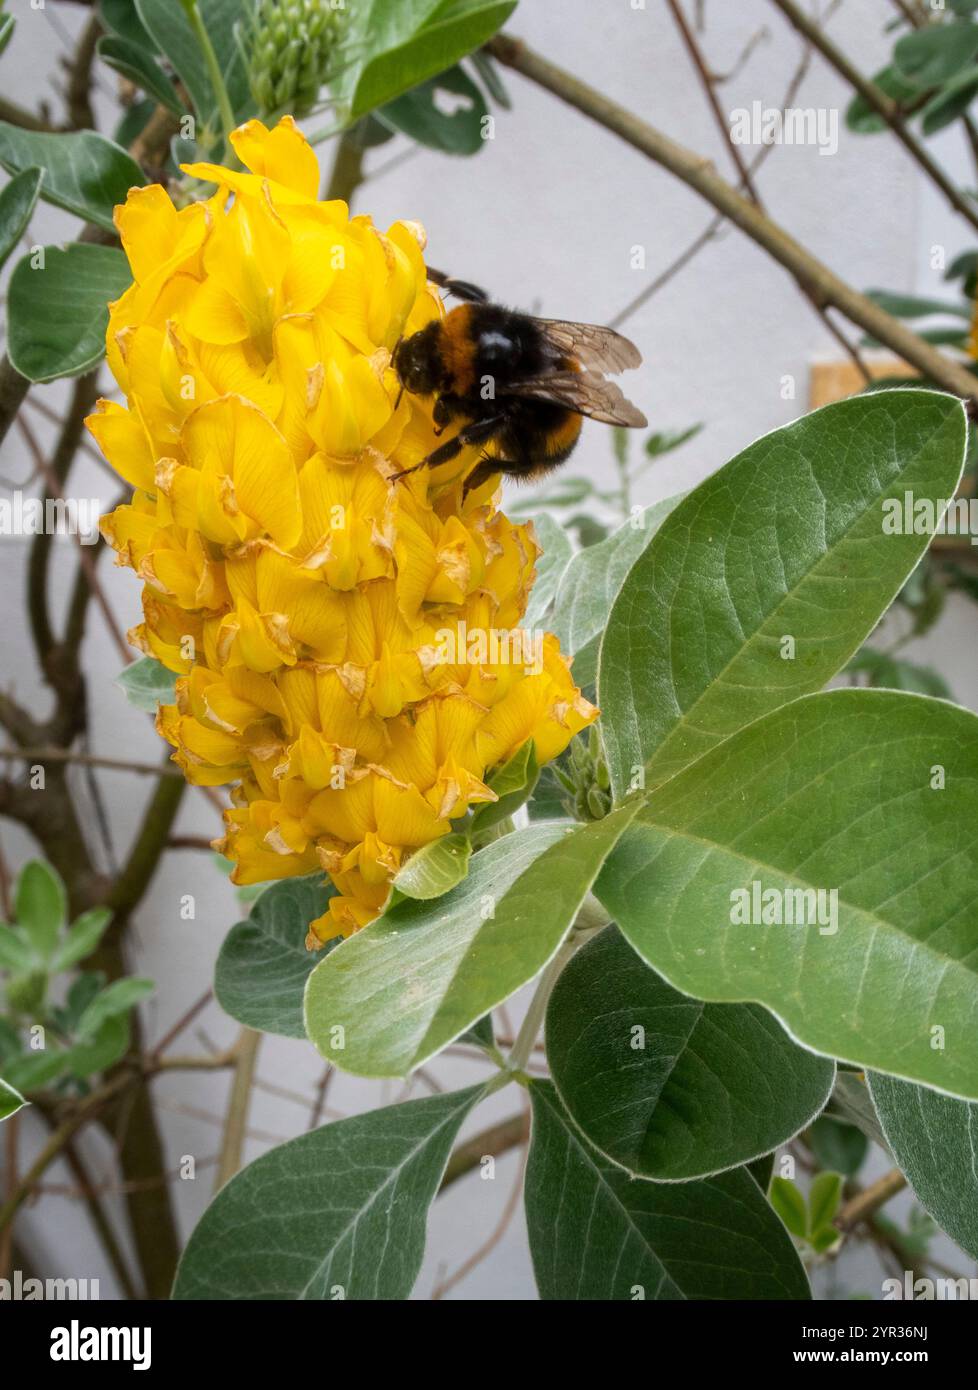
[535,320,642,374]
[504,370,648,427]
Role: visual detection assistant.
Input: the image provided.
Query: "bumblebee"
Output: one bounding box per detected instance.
[391,271,647,496]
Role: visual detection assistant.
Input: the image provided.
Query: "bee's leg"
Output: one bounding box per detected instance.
[432,393,464,438]
[426,267,489,303]
[462,456,505,497]
[390,417,504,483]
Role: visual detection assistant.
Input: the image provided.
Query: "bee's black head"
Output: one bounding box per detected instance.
[393,322,444,397]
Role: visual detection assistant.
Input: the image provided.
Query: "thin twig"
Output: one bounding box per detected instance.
[0,1072,134,1234]
[17,411,131,664]
[60,1137,140,1299]
[835,1168,908,1233]
[432,1094,530,1299]
[440,1112,530,1191]
[214,1029,261,1190]
[664,0,869,379]
[308,1065,334,1130]
[150,989,215,1061]
[0,746,183,778]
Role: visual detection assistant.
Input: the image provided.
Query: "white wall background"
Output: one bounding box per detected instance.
[1,0,976,1300]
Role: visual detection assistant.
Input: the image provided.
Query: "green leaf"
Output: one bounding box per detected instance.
[341,0,518,121]
[115,655,178,712]
[0,166,42,272]
[808,1170,843,1233]
[215,876,336,1039]
[77,977,154,1037]
[0,14,14,58]
[846,648,952,699]
[643,422,703,460]
[305,811,636,1078]
[2,1048,72,1093]
[135,0,250,126]
[946,249,978,284]
[551,495,684,688]
[100,0,158,49]
[377,64,488,154]
[869,1072,978,1260]
[61,973,106,1031]
[469,49,510,107]
[173,1085,485,1299]
[98,35,183,115]
[598,390,967,800]
[523,513,574,627]
[458,1013,494,1050]
[393,832,471,900]
[15,861,66,961]
[747,1151,775,1193]
[0,125,142,231]
[920,66,978,135]
[808,1116,869,1177]
[67,1013,131,1078]
[846,65,922,133]
[546,926,835,1181]
[0,924,34,974]
[809,1225,841,1255]
[0,1076,26,1123]
[469,739,538,836]
[826,1072,888,1150]
[769,1177,809,1240]
[7,244,131,383]
[864,290,971,320]
[50,909,112,975]
[894,22,978,88]
[596,688,978,1100]
[525,1082,810,1300]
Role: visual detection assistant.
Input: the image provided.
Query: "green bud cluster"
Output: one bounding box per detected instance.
[248,0,346,119]
[555,725,612,822]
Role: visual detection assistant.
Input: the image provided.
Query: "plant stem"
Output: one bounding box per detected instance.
[179,0,237,149]
[60,1137,141,1300]
[324,124,366,205]
[507,933,580,1075]
[486,33,978,403]
[214,1029,261,1191]
[835,1167,908,1233]
[439,1111,530,1190]
[0,747,184,779]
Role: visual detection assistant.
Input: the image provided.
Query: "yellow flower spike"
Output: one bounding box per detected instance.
[182,395,301,549]
[92,114,597,938]
[230,116,321,200]
[86,400,156,492]
[283,726,356,792]
[114,184,209,287]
